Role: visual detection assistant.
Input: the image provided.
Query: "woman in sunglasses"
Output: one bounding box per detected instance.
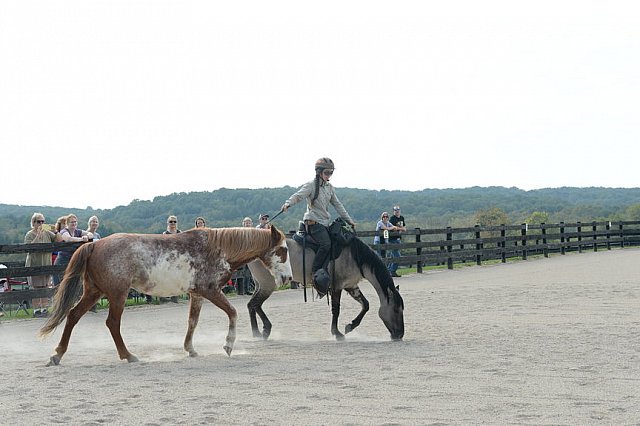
[281,157,356,296]
[24,213,62,317]
[164,215,182,235]
[160,215,182,303]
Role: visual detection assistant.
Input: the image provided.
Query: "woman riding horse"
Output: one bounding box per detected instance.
[281,157,356,296]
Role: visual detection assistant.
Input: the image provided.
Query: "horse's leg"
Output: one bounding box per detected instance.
[183,293,204,357]
[104,292,138,362]
[247,297,260,338]
[47,287,102,366]
[330,289,345,341]
[247,291,272,339]
[202,289,237,356]
[344,286,369,334]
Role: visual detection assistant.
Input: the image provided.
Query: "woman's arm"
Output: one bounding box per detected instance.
[60,230,88,242]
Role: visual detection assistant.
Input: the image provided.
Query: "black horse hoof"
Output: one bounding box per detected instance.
[345,324,354,334]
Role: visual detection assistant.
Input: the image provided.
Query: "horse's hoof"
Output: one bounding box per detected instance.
[262,328,271,340]
[188,351,198,357]
[333,331,345,341]
[223,345,233,356]
[345,324,354,334]
[127,355,139,363]
[252,330,262,338]
[46,355,60,367]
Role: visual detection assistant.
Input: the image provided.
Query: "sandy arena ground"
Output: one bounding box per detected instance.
[1,248,639,425]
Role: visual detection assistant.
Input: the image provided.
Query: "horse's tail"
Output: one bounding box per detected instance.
[39,243,95,338]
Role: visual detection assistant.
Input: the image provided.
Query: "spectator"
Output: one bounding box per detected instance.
[388,205,406,277]
[52,216,67,264]
[232,214,259,294]
[281,157,356,297]
[163,215,182,235]
[256,213,271,229]
[86,215,101,241]
[373,212,399,262]
[195,217,206,228]
[53,214,93,286]
[85,215,102,312]
[24,212,62,317]
[162,215,181,303]
[0,264,6,316]
[0,264,7,294]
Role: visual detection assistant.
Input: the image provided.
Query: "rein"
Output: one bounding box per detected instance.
[265,209,284,226]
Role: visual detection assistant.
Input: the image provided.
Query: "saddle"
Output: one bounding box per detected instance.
[292,218,354,260]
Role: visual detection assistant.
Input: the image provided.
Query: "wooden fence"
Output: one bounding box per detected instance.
[2,220,640,314]
[357,220,640,272]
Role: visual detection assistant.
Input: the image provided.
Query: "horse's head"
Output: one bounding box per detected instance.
[379,285,405,341]
[259,225,293,286]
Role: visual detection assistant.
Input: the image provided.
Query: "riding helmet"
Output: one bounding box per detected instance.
[315,157,335,172]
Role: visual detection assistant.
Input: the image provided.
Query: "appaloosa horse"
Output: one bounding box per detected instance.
[247,237,404,341]
[40,226,292,365]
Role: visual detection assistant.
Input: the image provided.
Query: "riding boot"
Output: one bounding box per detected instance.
[312,268,330,298]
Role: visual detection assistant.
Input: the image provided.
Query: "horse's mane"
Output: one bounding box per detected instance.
[205,227,281,263]
[349,238,403,307]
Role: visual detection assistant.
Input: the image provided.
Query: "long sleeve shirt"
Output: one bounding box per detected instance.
[285,179,353,227]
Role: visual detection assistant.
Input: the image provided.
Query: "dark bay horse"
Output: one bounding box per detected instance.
[40,226,292,365]
[247,237,404,341]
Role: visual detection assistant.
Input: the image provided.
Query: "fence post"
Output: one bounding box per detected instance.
[619,223,624,248]
[500,224,506,263]
[541,223,548,258]
[446,227,453,269]
[521,223,528,260]
[415,228,422,273]
[474,225,482,266]
[592,221,597,252]
[577,221,582,253]
[606,221,611,250]
[560,222,566,255]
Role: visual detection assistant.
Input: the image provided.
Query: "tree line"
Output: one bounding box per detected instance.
[1,186,639,244]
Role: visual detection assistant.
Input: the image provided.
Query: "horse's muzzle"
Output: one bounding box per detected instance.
[278,273,293,286]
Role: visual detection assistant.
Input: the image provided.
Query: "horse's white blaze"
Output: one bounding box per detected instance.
[270,241,292,285]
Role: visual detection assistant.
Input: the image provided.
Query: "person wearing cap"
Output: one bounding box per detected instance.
[373,211,400,259]
[388,206,407,277]
[281,157,356,296]
[256,214,271,229]
[242,217,254,227]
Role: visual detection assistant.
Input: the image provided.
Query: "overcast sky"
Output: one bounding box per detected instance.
[2,1,638,209]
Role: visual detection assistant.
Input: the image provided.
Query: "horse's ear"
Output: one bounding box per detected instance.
[396,285,400,292]
[270,224,280,243]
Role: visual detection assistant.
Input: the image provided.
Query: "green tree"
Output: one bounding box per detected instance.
[527,211,550,224]
[625,204,640,220]
[474,207,509,227]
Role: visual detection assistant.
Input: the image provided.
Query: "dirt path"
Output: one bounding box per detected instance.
[1,248,639,424]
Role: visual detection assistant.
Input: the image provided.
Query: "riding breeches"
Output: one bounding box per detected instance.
[308,223,331,273]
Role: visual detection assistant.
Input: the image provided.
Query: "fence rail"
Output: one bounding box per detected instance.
[356,220,640,272]
[3,221,640,311]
